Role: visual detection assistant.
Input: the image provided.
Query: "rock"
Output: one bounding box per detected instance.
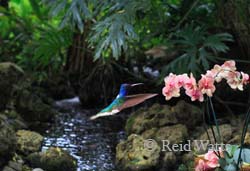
[32,168,44,171]
[41,74,75,100]
[16,130,43,155]
[182,152,194,164]
[15,88,57,122]
[242,132,250,145]
[126,104,178,135]
[8,161,22,171]
[141,128,157,139]
[2,166,15,171]
[161,152,176,169]
[171,100,202,128]
[154,124,188,145]
[0,116,17,167]
[198,124,232,143]
[125,101,202,135]
[22,165,32,171]
[228,132,250,145]
[0,62,24,110]
[2,110,27,130]
[116,134,161,171]
[0,62,56,123]
[27,147,77,171]
[194,124,232,154]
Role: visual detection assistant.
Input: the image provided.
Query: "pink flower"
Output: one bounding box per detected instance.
[162,85,180,100]
[176,74,189,88]
[195,150,221,171]
[184,73,197,90]
[162,60,250,101]
[186,88,204,102]
[241,72,249,85]
[162,73,180,100]
[198,75,216,97]
[195,159,214,171]
[226,71,243,91]
[204,151,220,168]
[221,60,236,71]
[208,64,224,83]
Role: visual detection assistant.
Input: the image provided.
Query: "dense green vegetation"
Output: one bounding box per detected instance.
[1,0,250,104]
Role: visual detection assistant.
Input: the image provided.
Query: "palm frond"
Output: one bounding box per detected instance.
[42,0,91,32]
[21,27,72,71]
[161,25,233,78]
[89,0,151,60]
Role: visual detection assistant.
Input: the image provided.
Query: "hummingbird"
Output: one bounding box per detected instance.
[90,83,157,120]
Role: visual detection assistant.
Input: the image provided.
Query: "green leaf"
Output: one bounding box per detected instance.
[226,145,239,157]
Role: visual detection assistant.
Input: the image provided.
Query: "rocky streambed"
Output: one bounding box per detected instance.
[42,97,126,171]
[0,62,248,171]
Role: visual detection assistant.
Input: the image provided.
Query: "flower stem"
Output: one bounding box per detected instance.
[208,97,222,144]
[237,106,250,170]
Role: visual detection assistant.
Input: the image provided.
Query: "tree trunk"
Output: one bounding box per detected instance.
[65,22,94,76]
[64,22,95,91]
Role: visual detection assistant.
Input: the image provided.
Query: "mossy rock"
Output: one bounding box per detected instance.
[27,147,77,171]
[126,104,177,135]
[15,89,57,122]
[116,134,160,171]
[154,124,188,145]
[125,101,202,135]
[1,110,27,131]
[0,62,24,110]
[171,100,202,128]
[16,130,43,155]
[0,115,17,167]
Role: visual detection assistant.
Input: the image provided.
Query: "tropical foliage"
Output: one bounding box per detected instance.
[0,0,249,82]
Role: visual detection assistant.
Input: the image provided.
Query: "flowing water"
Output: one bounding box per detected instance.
[42,97,126,171]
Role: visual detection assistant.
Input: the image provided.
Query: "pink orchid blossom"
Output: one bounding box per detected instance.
[176,74,189,88]
[241,72,249,85]
[184,73,197,90]
[221,60,236,71]
[198,75,216,97]
[162,60,249,101]
[195,159,212,171]
[208,64,223,83]
[195,150,221,171]
[204,150,220,168]
[186,88,204,102]
[226,71,243,91]
[162,73,180,100]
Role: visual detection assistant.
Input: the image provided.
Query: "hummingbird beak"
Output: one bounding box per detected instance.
[131,83,144,87]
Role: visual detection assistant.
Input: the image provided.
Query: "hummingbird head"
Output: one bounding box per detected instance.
[119,83,144,96]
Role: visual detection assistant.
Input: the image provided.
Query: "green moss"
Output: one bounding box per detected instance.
[27,147,77,171]
[22,165,32,171]
[16,130,43,155]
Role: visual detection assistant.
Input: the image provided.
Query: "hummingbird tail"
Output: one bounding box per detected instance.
[89,109,120,120]
[89,115,99,120]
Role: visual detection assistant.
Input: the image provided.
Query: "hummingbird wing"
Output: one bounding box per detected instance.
[90,94,157,120]
[118,93,158,111]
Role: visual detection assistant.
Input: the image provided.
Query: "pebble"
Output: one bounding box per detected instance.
[32,168,44,171]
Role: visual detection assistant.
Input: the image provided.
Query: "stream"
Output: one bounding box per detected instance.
[41,97,126,171]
